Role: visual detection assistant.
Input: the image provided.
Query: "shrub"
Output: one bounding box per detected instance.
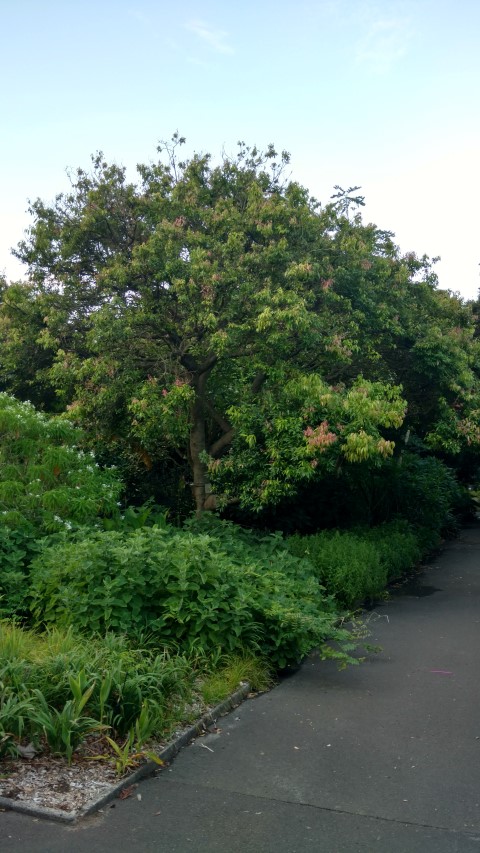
[185,516,356,668]
[286,530,387,607]
[392,454,461,547]
[0,395,124,618]
[361,520,421,581]
[0,393,122,536]
[30,520,356,669]
[30,527,259,654]
[0,524,39,618]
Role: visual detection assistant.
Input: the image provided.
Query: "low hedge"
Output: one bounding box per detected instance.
[286,520,422,607]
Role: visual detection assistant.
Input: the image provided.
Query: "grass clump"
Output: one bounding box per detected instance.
[0,621,273,768]
[0,621,196,761]
[199,653,273,707]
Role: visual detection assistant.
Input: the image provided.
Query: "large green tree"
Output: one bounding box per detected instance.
[11,139,410,513]
[8,137,479,515]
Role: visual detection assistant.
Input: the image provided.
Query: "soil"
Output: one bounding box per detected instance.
[0,751,120,813]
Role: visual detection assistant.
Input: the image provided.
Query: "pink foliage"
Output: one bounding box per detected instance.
[304,421,337,450]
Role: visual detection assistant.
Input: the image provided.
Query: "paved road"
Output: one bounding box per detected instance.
[3,525,480,852]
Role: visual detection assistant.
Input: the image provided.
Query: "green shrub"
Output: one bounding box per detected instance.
[233,537,344,668]
[361,520,421,581]
[286,530,387,607]
[0,394,122,536]
[30,520,355,669]
[0,524,39,618]
[183,515,351,667]
[30,527,259,654]
[0,394,124,618]
[389,454,462,548]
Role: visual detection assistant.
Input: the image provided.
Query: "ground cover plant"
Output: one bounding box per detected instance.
[0,620,271,769]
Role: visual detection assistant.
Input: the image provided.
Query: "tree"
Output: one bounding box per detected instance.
[14,138,407,514]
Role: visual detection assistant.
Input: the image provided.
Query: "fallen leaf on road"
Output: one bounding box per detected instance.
[118,785,137,800]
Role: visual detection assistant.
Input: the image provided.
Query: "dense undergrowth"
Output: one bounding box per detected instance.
[0,399,474,771]
[0,489,468,770]
[0,621,272,767]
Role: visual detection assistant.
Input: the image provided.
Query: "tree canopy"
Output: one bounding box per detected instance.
[2,136,479,518]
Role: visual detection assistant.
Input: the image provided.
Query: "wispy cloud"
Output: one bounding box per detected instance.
[185,19,234,55]
[356,17,412,71]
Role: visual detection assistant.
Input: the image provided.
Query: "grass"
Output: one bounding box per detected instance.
[0,620,273,769]
[200,653,273,706]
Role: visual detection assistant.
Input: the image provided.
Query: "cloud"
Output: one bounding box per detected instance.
[356,17,412,70]
[185,19,234,55]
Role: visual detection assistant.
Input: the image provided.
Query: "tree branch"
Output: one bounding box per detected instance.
[201,396,232,434]
[209,428,235,458]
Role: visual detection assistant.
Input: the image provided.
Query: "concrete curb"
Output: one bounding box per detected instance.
[0,682,251,824]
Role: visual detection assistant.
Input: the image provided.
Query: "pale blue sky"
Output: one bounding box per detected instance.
[1,0,479,297]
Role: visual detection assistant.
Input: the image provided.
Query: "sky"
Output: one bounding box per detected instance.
[1,0,479,299]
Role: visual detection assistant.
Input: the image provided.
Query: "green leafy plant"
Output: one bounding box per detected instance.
[286,530,387,608]
[104,726,164,777]
[29,527,259,652]
[184,516,360,668]
[30,678,106,764]
[30,519,361,669]
[0,686,35,757]
[0,394,122,537]
[101,500,170,533]
[104,730,139,776]
[0,622,198,757]
[361,520,421,581]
